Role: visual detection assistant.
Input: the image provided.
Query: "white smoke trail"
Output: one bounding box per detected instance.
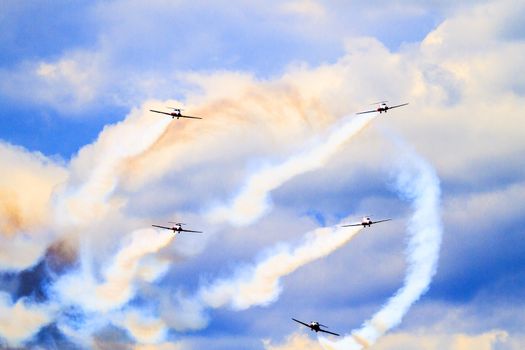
[161,113,375,331]
[46,110,373,344]
[200,224,362,310]
[0,106,174,347]
[43,108,176,334]
[11,109,374,345]
[117,309,169,345]
[55,228,174,313]
[168,223,362,331]
[53,107,171,228]
[207,114,375,226]
[319,135,443,350]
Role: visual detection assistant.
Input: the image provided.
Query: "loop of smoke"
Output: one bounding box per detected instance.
[319,134,443,349]
[0,101,440,350]
[54,228,174,313]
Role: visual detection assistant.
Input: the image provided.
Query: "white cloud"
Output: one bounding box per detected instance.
[264,333,323,350]
[133,344,185,350]
[0,1,524,348]
[0,51,108,111]
[0,142,67,270]
[0,142,66,235]
[55,228,174,313]
[0,292,54,346]
[0,0,471,113]
[0,235,49,271]
[279,0,327,21]
[373,330,508,350]
[120,310,168,344]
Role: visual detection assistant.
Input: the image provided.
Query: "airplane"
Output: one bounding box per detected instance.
[342,216,392,228]
[356,101,408,114]
[151,222,203,234]
[149,107,203,119]
[292,318,340,336]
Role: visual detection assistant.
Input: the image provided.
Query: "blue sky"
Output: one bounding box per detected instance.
[0,0,445,158]
[1,1,524,349]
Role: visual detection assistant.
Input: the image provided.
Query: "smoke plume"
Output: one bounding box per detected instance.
[0,292,54,346]
[55,228,174,313]
[207,114,375,226]
[53,106,171,229]
[319,134,443,349]
[167,223,363,332]
[200,225,363,310]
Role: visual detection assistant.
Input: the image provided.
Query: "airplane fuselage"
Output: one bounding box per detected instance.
[292,318,340,336]
[309,322,321,332]
[168,225,183,233]
[362,217,372,226]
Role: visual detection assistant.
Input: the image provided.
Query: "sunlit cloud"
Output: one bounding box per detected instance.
[0,0,524,348]
[0,292,54,346]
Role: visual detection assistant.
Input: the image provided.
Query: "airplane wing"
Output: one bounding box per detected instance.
[292,318,311,328]
[319,329,340,336]
[180,228,203,234]
[152,224,173,230]
[150,110,173,116]
[179,115,203,120]
[388,103,409,109]
[371,219,392,225]
[341,223,362,227]
[356,109,377,115]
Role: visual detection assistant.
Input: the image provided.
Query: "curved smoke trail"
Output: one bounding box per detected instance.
[319,135,443,349]
[55,228,174,313]
[207,114,374,226]
[53,107,171,228]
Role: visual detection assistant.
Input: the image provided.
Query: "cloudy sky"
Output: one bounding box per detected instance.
[1,1,524,349]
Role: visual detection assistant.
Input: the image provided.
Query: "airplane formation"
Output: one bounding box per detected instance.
[149,101,408,337]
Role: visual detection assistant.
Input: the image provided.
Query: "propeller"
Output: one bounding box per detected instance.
[369,100,388,105]
[168,222,186,226]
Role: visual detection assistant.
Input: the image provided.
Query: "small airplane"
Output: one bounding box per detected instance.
[356,101,408,114]
[342,216,392,228]
[149,107,203,120]
[292,318,340,336]
[151,222,203,234]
